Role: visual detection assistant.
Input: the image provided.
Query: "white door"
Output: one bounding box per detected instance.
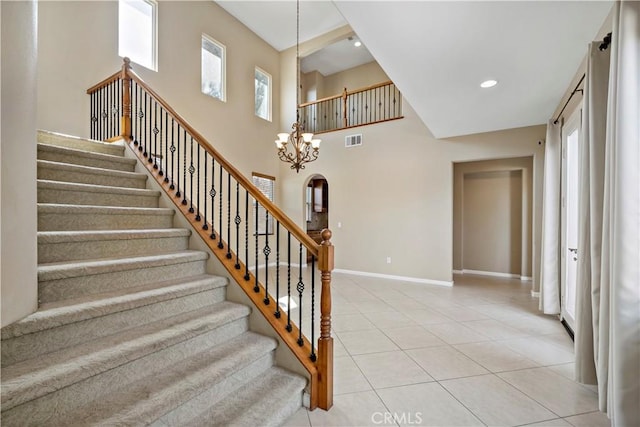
[561,108,581,331]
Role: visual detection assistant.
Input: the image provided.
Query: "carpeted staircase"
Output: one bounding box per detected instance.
[0,131,306,426]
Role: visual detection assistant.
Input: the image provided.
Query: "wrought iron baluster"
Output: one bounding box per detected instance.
[218,166,223,249]
[263,211,271,305]
[202,151,208,228]
[97,88,102,141]
[297,243,304,346]
[275,221,281,318]
[131,83,137,145]
[181,129,188,206]
[286,232,292,332]
[169,119,176,190]
[244,189,250,280]
[188,137,195,212]
[234,182,241,269]
[117,78,121,137]
[175,124,181,198]
[152,101,158,166]
[254,199,259,292]
[143,92,148,157]
[310,254,316,361]
[195,144,201,221]
[209,157,216,239]
[160,110,166,178]
[137,86,144,151]
[226,172,232,259]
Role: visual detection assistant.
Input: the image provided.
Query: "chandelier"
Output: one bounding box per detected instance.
[275,0,321,173]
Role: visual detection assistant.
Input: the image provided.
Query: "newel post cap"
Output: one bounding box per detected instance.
[319,229,334,271]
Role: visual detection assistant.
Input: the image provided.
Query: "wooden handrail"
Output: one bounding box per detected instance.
[298,80,402,134]
[122,66,318,257]
[298,93,342,108]
[86,70,121,95]
[345,80,394,96]
[86,58,333,410]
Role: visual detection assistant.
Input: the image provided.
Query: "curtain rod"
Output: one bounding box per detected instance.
[553,32,612,125]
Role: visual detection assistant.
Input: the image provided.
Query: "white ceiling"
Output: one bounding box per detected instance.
[217,1,613,138]
[301,37,375,76]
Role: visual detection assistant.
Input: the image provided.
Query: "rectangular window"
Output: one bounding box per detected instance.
[255,67,271,121]
[252,173,275,235]
[202,35,226,101]
[118,0,157,71]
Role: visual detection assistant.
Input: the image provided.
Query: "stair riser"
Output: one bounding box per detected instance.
[38,211,173,232]
[37,150,135,172]
[38,132,125,156]
[39,260,207,304]
[38,166,146,189]
[38,187,159,208]
[38,234,187,263]
[2,287,226,367]
[1,318,250,427]
[152,352,275,427]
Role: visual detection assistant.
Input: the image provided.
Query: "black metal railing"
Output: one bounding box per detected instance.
[87,58,334,410]
[299,81,403,134]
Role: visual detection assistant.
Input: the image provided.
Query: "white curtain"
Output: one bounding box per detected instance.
[574,2,640,425]
[575,42,610,388]
[539,119,562,314]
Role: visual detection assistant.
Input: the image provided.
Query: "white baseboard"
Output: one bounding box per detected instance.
[521,276,533,282]
[334,268,453,287]
[462,269,520,279]
[452,270,463,275]
[531,291,540,297]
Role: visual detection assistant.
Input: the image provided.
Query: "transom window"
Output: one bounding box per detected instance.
[252,173,275,235]
[255,67,272,121]
[201,35,226,101]
[118,0,157,71]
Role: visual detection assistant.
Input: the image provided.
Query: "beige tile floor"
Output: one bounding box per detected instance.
[282,272,610,427]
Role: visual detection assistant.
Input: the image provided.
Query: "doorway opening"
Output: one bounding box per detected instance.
[560,108,582,333]
[304,175,329,262]
[453,157,533,282]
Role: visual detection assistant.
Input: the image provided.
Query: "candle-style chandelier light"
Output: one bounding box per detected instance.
[274,0,321,173]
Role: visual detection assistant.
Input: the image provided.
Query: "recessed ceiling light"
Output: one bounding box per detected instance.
[354,40,362,47]
[480,79,498,88]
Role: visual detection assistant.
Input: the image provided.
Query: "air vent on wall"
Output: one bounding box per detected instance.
[345,134,362,148]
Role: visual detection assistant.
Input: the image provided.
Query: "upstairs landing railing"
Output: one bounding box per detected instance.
[299,81,403,134]
[86,58,334,410]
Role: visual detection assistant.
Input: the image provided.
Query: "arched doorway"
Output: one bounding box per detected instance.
[304,175,329,262]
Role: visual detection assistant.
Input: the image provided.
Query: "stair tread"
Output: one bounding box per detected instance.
[2,274,227,339]
[38,228,190,244]
[37,143,136,166]
[37,159,147,181]
[37,130,125,156]
[1,302,251,410]
[37,179,160,197]
[188,367,306,427]
[68,332,277,426]
[37,203,174,215]
[38,250,208,282]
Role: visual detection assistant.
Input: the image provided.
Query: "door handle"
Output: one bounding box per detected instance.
[568,247,578,261]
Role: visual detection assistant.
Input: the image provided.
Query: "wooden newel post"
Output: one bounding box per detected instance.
[121,57,132,141]
[342,87,348,129]
[317,229,334,410]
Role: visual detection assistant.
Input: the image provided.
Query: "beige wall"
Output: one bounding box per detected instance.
[453,157,534,278]
[462,170,523,275]
[279,55,545,286]
[1,0,39,326]
[38,1,282,182]
[278,101,544,286]
[320,61,389,99]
